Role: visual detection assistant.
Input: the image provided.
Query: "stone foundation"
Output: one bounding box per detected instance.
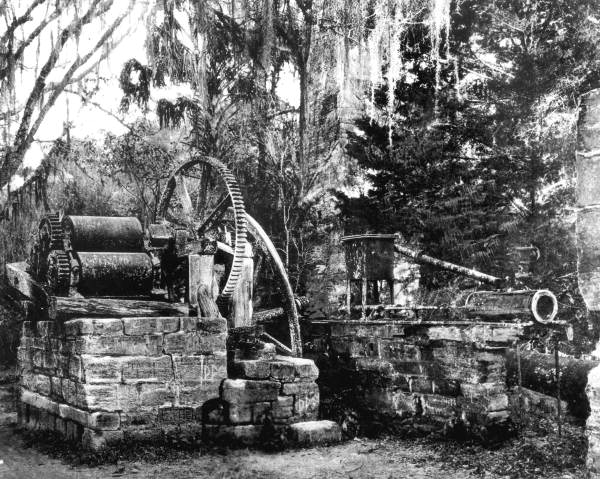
[17,316,342,450]
[17,316,228,449]
[311,320,522,433]
[202,353,328,444]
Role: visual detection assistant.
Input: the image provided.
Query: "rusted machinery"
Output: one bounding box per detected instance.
[22,155,302,355]
[341,233,561,326]
[30,215,154,297]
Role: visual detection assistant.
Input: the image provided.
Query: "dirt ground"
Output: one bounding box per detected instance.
[0,422,586,479]
[0,424,474,479]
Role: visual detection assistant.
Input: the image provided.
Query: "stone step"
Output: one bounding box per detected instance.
[287,420,343,446]
[231,355,319,381]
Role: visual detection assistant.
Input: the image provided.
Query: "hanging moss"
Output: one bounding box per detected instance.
[119,58,153,112]
[157,99,180,128]
[153,59,167,87]
[156,96,201,129]
[147,11,195,86]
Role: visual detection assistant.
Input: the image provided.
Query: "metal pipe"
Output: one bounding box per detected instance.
[394,244,504,286]
[463,290,558,324]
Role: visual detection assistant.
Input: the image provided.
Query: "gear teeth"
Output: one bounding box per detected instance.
[46,250,71,295]
[39,213,64,250]
[157,156,248,303]
[34,213,64,282]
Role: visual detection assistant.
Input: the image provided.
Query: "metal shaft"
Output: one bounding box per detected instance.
[394,244,504,286]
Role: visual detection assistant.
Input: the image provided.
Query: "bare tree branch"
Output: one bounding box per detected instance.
[63,26,131,86]
[0,0,45,45]
[0,0,127,189]
[27,0,131,160]
[63,88,132,131]
[10,7,62,66]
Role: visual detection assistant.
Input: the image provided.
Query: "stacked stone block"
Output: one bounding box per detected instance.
[203,355,323,443]
[18,316,228,449]
[322,320,522,430]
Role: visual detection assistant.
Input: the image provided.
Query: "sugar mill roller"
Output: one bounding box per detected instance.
[26,155,302,355]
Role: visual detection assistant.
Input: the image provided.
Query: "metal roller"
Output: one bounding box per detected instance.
[62,216,144,252]
[463,290,558,324]
[76,252,153,297]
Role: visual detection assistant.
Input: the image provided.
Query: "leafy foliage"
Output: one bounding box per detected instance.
[338,0,600,321]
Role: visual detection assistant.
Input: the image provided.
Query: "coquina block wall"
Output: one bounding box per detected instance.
[312,320,523,433]
[18,316,228,449]
[17,315,341,450]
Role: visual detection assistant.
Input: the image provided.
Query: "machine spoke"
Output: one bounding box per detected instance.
[156,155,301,356]
[175,174,194,218]
[196,193,230,237]
[157,155,248,303]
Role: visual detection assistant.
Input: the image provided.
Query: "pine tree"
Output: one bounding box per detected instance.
[339,0,600,294]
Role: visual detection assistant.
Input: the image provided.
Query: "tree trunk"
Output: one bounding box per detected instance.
[576,89,600,311]
[298,61,308,197]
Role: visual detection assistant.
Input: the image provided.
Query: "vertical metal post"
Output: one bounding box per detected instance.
[554,335,562,437]
[346,278,352,314]
[361,277,367,320]
[515,339,523,421]
[361,246,367,320]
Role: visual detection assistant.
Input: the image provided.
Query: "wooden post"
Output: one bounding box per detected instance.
[188,253,216,308]
[361,246,367,320]
[361,277,367,320]
[197,284,221,318]
[346,278,352,314]
[554,334,562,437]
[231,242,254,328]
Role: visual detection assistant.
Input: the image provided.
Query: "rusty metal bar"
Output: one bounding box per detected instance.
[253,297,309,323]
[261,332,293,355]
[394,244,504,286]
[254,307,285,323]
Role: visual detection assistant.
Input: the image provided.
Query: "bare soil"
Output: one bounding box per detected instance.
[0,420,586,479]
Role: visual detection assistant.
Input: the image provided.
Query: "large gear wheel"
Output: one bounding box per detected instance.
[46,250,71,295]
[157,155,247,303]
[30,213,64,282]
[39,213,64,251]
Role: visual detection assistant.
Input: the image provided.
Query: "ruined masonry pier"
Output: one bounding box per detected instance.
[311,319,524,431]
[17,312,339,449]
[9,204,341,450]
[18,315,227,448]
